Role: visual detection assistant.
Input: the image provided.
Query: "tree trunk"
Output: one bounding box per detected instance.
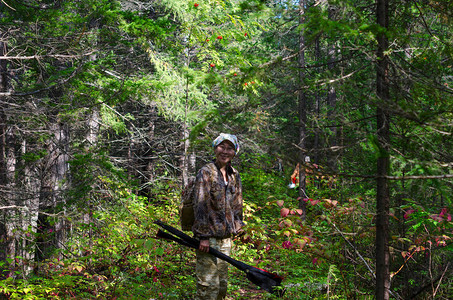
[181,127,190,186]
[0,34,18,277]
[327,5,338,172]
[4,121,17,278]
[20,140,40,276]
[181,128,196,186]
[314,37,321,167]
[85,109,100,245]
[85,14,100,244]
[144,105,157,197]
[0,32,7,267]
[376,0,391,298]
[49,122,70,251]
[298,0,307,218]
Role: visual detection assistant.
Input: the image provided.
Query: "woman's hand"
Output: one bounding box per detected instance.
[199,239,210,252]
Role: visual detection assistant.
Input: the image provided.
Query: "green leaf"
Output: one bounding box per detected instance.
[144,239,154,250]
[156,247,165,256]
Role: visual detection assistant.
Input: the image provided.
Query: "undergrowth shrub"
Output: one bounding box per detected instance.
[2,153,450,299]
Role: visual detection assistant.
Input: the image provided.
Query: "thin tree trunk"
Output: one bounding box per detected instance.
[314,37,321,167]
[376,0,391,298]
[20,140,40,276]
[49,122,70,251]
[327,5,338,172]
[298,0,307,218]
[0,34,18,277]
[85,109,99,246]
[181,127,190,186]
[182,46,194,186]
[85,14,100,245]
[181,128,196,186]
[145,105,157,197]
[4,122,17,278]
[0,32,8,267]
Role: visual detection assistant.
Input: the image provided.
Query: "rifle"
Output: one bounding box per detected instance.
[154,220,285,296]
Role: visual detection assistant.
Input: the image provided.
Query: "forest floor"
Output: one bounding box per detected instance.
[227,287,267,299]
[226,276,270,299]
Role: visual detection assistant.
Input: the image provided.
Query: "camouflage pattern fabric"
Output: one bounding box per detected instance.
[192,162,244,239]
[212,133,240,153]
[195,238,232,300]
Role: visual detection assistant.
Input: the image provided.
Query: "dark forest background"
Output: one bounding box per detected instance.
[0,0,452,299]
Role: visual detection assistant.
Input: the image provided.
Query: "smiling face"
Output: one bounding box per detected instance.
[214,140,236,167]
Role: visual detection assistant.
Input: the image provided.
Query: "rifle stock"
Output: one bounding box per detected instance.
[154,220,285,296]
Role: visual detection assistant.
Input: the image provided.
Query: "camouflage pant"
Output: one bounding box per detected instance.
[195,237,232,300]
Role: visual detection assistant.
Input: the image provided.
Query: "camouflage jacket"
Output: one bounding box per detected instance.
[192,161,244,239]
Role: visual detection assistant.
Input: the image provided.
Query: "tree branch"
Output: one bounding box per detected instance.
[0,205,28,210]
[0,52,97,60]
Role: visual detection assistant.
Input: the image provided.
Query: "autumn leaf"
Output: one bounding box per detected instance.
[282,241,292,249]
[404,209,415,219]
[323,199,338,208]
[294,238,307,249]
[283,219,292,227]
[310,199,320,206]
[280,207,290,217]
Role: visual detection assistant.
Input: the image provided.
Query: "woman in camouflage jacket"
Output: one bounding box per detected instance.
[192,133,244,300]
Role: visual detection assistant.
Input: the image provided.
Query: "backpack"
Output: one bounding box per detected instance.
[179,176,196,231]
[179,166,236,231]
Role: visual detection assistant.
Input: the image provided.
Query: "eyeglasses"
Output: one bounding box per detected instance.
[217,144,235,153]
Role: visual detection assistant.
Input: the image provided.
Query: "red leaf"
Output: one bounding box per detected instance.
[280,208,290,218]
[310,199,320,206]
[283,219,292,227]
[404,209,415,219]
[323,199,338,208]
[430,214,443,222]
[276,200,284,207]
[282,241,292,249]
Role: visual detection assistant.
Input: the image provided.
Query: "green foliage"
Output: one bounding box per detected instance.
[235,152,452,299]
[2,0,452,299]
[0,178,183,299]
[21,150,48,163]
[3,151,451,299]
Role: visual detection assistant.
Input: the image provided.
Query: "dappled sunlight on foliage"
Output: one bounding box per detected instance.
[1,158,451,299]
[1,0,451,299]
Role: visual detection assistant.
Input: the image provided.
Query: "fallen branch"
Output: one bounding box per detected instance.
[0,205,28,210]
[0,51,97,60]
